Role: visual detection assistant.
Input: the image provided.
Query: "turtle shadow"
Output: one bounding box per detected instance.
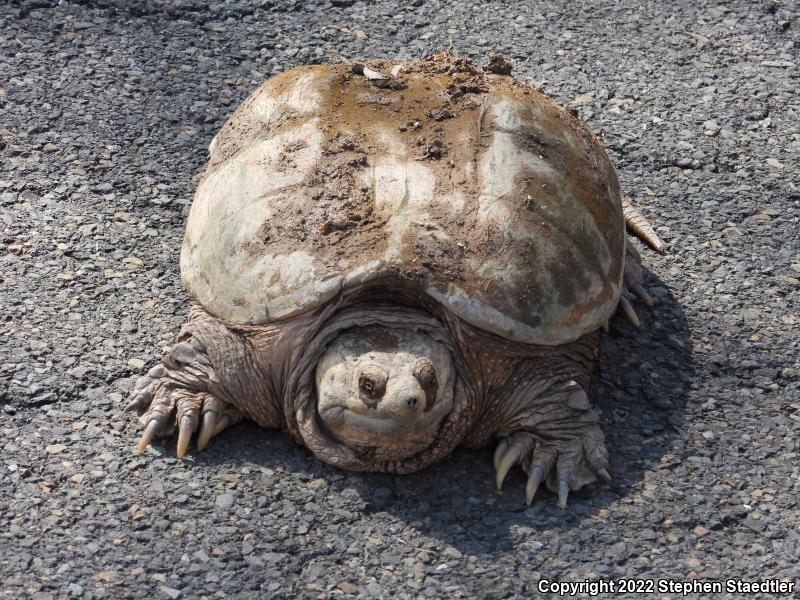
[337,268,694,555]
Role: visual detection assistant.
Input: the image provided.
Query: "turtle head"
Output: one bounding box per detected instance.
[315,326,455,462]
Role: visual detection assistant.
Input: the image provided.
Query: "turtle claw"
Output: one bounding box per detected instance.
[631,283,654,307]
[194,403,242,452]
[558,480,569,509]
[525,466,545,505]
[493,438,509,472]
[124,396,146,414]
[136,420,161,454]
[196,411,218,452]
[214,414,235,436]
[495,445,522,490]
[618,295,640,328]
[176,416,195,459]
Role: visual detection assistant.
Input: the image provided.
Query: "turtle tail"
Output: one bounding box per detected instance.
[622,195,665,253]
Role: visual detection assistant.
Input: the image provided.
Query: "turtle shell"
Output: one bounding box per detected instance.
[181,58,625,346]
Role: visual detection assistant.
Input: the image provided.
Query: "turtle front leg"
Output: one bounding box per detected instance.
[493,379,610,509]
[616,239,656,328]
[125,337,242,457]
[124,307,284,457]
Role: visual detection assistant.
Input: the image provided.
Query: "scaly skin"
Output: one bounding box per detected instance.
[623,194,666,254]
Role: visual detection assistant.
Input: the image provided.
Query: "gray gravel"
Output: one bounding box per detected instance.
[2,0,799,598]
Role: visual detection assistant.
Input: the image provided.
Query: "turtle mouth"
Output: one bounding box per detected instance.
[320,394,453,440]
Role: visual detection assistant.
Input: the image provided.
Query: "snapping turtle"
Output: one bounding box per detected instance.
[125,54,664,507]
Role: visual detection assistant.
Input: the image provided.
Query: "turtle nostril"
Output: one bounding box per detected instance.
[405,396,418,408]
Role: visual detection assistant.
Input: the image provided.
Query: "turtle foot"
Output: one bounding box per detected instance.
[124,339,241,457]
[127,385,241,457]
[494,426,611,509]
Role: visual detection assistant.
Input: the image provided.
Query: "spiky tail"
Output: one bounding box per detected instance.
[622,195,665,253]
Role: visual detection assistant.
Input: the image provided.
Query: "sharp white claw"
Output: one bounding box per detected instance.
[124,397,143,414]
[619,296,640,328]
[495,446,521,491]
[197,411,218,452]
[213,414,232,437]
[558,480,570,509]
[632,283,654,307]
[525,466,545,506]
[493,439,509,472]
[136,420,160,454]
[176,416,194,459]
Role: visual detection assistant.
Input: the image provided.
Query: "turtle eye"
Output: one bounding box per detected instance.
[358,366,387,406]
[360,378,375,395]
